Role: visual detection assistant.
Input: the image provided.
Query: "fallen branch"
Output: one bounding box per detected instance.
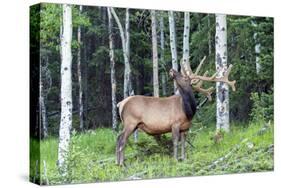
[127,171,148,180]
[96,157,115,164]
[95,152,138,165]
[207,138,248,169]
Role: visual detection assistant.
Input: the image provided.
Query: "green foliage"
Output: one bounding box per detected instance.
[34,4,274,132]
[188,14,274,123]
[40,4,91,51]
[32,122,273,185]
[30,5,275,186]
[250,92,273,122]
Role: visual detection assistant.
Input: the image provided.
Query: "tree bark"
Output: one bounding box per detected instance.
[39,62,48,138]
[168,11,178,92]
[215,14,229,132]
[159,12,166,96]
[125,8,132,97]
[110,8,132,99]
[107,8,118,131]
[254,36,261,74]
[58,4,73,176]
[182,12,191,75]
[77,5,84,131]
[252,21,261,74]
[83,29,88,129]
[151,10,159,97]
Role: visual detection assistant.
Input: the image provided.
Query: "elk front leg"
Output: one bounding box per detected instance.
[180,131,186,160]
[172,126,180,160]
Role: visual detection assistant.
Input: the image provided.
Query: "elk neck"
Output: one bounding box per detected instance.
[177,84,197,120]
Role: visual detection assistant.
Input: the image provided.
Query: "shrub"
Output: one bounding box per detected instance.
[250,91,273,122]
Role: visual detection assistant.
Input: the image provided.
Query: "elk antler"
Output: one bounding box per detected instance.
[180,56,236,100]
[192,71,215,101]
[189,64,236,91]
[180,56,206,78]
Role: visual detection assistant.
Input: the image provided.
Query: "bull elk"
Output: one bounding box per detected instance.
[116,56,236,165]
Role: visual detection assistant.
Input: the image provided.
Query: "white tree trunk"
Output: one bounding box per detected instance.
[110,8,131,99]
[124,8,132,98]
[215,14,229,132]
[159,14,167,96]
[77,5,84,131]
[168,11,178,92]
[107,8,118,131]
[151,10,159,97]
[255,38,261,74]
[252,21,261,74]
[39,65,48,138]
[182,12,191,75]
[58,4,73,175]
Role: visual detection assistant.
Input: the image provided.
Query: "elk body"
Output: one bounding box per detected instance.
[116,57,236,165]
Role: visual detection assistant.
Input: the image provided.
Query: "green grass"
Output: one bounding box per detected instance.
[30,121,274,185]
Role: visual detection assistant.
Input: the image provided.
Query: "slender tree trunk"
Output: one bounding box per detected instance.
[40,94,48,138]
[254,35,261,74]
[215,14,229,132]
[125,8,132,97]
[39,61,48,138]
[83,33,88,129]
[151,10,159,97]
[77,5,84,131]
[159,13,166,96]
[182,12,191,75]
[161,73,167,96]
[252,21,261,74]
[58,4,73,176]
[168,11,178,92]
[107,8,118,131]
[110,8,131,99]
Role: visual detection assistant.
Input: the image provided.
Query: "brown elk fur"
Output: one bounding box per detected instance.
[116,69,196,165]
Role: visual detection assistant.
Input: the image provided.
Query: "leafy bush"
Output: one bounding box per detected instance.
[250,91,273,122]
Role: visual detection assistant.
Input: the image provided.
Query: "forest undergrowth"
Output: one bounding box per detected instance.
[30,121,273,185]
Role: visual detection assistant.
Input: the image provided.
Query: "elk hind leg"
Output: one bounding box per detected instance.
[118,126,136,165]
[116,132,124,165]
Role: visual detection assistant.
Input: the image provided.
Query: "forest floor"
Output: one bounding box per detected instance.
[30,121,274,185]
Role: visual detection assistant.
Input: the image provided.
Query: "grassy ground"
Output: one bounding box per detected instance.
[30,121,274,185]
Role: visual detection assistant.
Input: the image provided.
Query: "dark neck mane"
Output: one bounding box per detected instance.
[178,86,197,120]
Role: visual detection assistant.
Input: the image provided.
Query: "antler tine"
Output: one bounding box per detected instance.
[195,70,209,88]
[222,64,236,91]
[194,56,206,75]
[180,58,188,77]
[211,64,236,91]
[192,70,214,101]
[193,85,214,101]
[180,58,193,76]
[190,56,207,85]
[190,64,236,91]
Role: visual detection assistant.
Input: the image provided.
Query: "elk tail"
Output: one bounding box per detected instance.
[116,96,133,123]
